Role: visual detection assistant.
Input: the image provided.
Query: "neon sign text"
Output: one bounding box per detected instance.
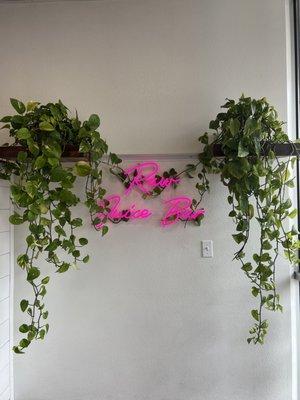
[95,196,205,228]
[161,197,205,227]
[95,161,205,229]
[95,195,152,229]
[124,162,180,195]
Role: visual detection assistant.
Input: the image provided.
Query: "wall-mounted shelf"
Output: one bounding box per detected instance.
[0,145,86,161]
[0,143,299,161]
[212,142,300,157]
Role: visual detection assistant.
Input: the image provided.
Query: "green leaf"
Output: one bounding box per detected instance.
[227,161,245,179]
[17,151,28,162]
[55,225,66,237]
[9,213,23,225]
[42,311,49,319]
[39,121,54,131]
[27,139,39,156]
[41,276,50,284]
[0,116,11,123]
[72,250,80,258]
[248,204,254,219]
[13,346,24,354]
[262,241,272,250]
[110,153,122,164]
[229,118,240,135]
[48,157,59,167]
[71,218,83,227]
[10,98,25,114]
[232,233,245,244]
[50,167,67,182]
[209,119,219,130]
[50,104,61,119]
[34,156,46,169]
[19,338,30,348]
[19,324,29,333]
[39,329,46,339]
[27,267,40,281]
[45,240,59,252]
[11,115,24,127]
[44,142,61,158]
[17,127,31,140]
[102,226,109,236]
[27,331,36,341]
[83,255,90,263]
[17,254,29,268]
[286,179,295,188]
[57,262,70,273]
[238,141,249,157]
[251,309,259,322]
[25,181,37,198]
[79,237,88,246]
[241,263,252,272]
[39,202,49,214]
[20,299,29,312]
[59,189,77,204]
[289,209,297,219]
[74,161,91,177]
[26,101,39,112]
[88,114,100,130]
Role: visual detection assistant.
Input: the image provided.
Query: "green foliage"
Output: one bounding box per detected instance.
[2,95,299,351]
[197,95,299,344]
[0,99,119,353]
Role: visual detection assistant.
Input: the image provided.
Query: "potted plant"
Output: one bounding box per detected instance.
[0,99,121,352]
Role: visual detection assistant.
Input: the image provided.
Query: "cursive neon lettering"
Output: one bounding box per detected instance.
[95,195,152,228]
[161,196,205,227]
[124,162,180,195]
[95,161,205,230]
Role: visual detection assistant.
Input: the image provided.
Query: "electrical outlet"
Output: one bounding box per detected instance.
[201,240,213,258]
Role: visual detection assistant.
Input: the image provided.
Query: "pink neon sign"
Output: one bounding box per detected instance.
[95,195,152,229]
[95,161,205,228]
[161,197,205,227]
[124,162,180,195]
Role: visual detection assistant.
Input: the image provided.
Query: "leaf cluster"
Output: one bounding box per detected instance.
[0,99,117,352]
[197,95,299,344]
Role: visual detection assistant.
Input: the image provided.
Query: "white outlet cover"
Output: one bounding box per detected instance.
[201,240,213,258]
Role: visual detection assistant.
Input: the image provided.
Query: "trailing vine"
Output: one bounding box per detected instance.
[0,95,299,352]
[191,95,299,344]
[0,99,120,353]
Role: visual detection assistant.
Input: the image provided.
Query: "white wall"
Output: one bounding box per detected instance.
[0,183,13,400]
[0,0,288,153]
[13,164,294,400]
[0,0,296,399]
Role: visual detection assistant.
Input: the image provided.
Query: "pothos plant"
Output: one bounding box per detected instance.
[0,99,122,353]
[0,96,298,352]
[188,95,300,344]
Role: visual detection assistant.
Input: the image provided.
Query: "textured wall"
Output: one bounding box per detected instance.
[0,0,295,399]
[14,159,294,400]
[0,0,288,153]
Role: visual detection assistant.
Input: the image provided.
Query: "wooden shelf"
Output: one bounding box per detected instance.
[0,143,299,161]
[212,142,300,157]
[0,145,87,161]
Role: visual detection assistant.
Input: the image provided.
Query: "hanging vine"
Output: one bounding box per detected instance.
[189,95,300,343]
[0,99,120,353]
[0,95,299,352]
